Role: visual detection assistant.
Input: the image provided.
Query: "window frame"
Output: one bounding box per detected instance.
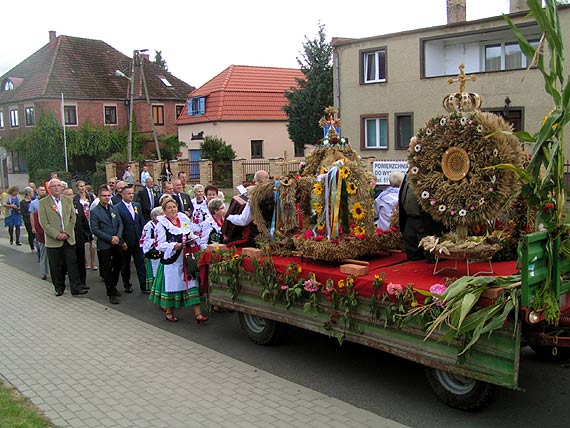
[64,105,78,126]
[0,110,4,129]
[188,97,206,116]
[394,113,413,151]
[24,106,35,127]
[104,105,118,126]
[175,104,185,119]
[360,114,388,150]
[152,104,165,126]
[250,140,263,159]
[9,108,19,128]
[360,47,387,84]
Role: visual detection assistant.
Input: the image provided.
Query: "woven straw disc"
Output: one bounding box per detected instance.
[442,146,470,181]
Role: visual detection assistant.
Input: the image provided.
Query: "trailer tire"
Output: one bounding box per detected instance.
[424,367,498,411]
[238,312,284,345]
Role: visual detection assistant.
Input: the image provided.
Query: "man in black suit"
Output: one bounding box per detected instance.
[90,185,124,304]
[117,186,147,294]
[111,181,126,205]
[172,178,193,218]
[137,176,158,223]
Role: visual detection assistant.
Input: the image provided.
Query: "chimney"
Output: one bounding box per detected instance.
[447,0,466,24]
[510,0,529,13]
[140,53,150,62]
[49,30,57,43]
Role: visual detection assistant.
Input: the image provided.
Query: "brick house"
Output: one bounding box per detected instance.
[177,65,304,164]
[0,31,193,185]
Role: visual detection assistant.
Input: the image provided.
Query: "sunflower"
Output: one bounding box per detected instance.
[338,279,346,289]
[339,166,350,179]
[313,202,323,215]
[346,181,358,195]
[316,222,325,232]
[352,225,365,237]
[351,202,366,221]
[313,182,324,196]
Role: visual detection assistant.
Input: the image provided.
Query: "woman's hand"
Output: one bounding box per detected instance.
[174,242,183,250]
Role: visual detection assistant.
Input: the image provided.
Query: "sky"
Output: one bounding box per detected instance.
[0,0,511,88]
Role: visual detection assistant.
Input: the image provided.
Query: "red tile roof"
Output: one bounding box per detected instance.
[176,65,304,124]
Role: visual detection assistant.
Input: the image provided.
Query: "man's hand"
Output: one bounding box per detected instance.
[56,232,68,241]
[121,243,128,250]
[111,236,120,245]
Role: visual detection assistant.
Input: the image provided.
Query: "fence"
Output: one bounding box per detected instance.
[242,160,270,183]
[176,159,201,183]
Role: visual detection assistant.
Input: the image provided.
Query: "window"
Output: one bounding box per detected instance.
[159,76,172,87]
[64,105,77,125]
[251,140,263,159]
[188,97,205,116]
[152,105,164,126]
[395,113,413,150]
[485,40,538,72]
[422,24,540,77]
[9,108,18,128]
[104,106,117,125]
[362,48,386,83]
[25,106,35,127]
[2,79,14,91]
[0,111,4,129]
[294,143,305,158]
[175,104,184,119]
[361,115,388,149]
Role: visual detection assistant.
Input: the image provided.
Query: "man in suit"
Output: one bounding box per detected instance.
[172,178,193,218]
[38,178,87,297]
[137,176,158,223]
[90,185,124,304]
[117,186,147,293]
[111,181,126,205]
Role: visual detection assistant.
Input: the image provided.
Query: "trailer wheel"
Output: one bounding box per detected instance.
[424,367,498,411]
[238,312,284,345]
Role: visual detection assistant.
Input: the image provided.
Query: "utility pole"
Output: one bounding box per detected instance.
[140,56,162,161]
[126,51,136,163]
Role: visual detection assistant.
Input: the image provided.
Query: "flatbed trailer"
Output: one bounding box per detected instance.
[206,231,570,410]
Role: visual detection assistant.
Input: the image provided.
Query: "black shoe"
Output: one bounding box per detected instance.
[15,242,22,246]
[41,275,47,280]
[109,295,119,304]
[55,290,64,296]
[71,289,88,296]
[124,284,133,293]
[82,285,90,290]
[113,290,122,297]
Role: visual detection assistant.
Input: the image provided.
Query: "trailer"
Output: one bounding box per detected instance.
[205,231,570,411]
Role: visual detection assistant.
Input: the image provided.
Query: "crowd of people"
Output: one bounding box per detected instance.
[1,166,252,325]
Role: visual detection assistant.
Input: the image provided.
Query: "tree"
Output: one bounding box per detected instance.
[200,136,236,161]
[154,50,168,71]
[283,23,333,155]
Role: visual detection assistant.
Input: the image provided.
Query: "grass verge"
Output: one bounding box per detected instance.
[0,379,54,428]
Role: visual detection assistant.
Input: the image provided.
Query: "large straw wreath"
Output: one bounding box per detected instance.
[407,111,524,230]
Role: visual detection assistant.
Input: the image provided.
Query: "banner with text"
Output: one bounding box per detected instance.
[373,161,409,185]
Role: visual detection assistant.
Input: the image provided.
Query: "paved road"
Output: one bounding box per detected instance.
[1,227,569,427]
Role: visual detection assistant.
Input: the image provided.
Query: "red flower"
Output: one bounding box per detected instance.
[376,229,383,236]
[314,236,324,241]
[304,230,315,239]
[543,202,555,213]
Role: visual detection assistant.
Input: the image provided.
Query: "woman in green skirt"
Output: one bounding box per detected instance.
[149,197,207,323]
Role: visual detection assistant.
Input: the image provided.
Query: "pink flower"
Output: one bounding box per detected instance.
[450,210,456,216]
[429,283,447,306]
[488,187,494,192]
[304,280,319,293]
[376,229,383,236]
[430,200,436,206]
[304,230,314,239]
[280,285,289,291]
[386,282,403,296]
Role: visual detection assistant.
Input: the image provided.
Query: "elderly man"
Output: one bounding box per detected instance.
[172,178,193,218]
[226,170,269,227]
[111,180,127,205]
[38,179,87,296]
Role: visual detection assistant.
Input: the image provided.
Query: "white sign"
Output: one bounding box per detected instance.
[373,161,409,185]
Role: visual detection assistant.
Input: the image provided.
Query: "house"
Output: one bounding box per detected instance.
[0,31,194,186]
[177,65,304,163]
[331,0,570,164]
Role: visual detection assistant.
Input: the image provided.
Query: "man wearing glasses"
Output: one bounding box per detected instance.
[38,179,87,297]
[107,179,117,198]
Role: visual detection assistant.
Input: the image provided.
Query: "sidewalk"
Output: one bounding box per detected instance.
[0,246,409,428]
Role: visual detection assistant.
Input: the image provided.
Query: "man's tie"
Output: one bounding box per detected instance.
[177,194,184,211]
[148,188,154,209]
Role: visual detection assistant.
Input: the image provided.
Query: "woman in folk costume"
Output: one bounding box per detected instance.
[197,198,226,250]
[140,206,163,292]
[149,197,208,323]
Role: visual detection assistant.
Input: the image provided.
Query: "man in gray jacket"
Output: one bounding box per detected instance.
[90,185,124,304]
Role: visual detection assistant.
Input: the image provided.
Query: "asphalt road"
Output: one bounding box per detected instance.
[2,230,569,428]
